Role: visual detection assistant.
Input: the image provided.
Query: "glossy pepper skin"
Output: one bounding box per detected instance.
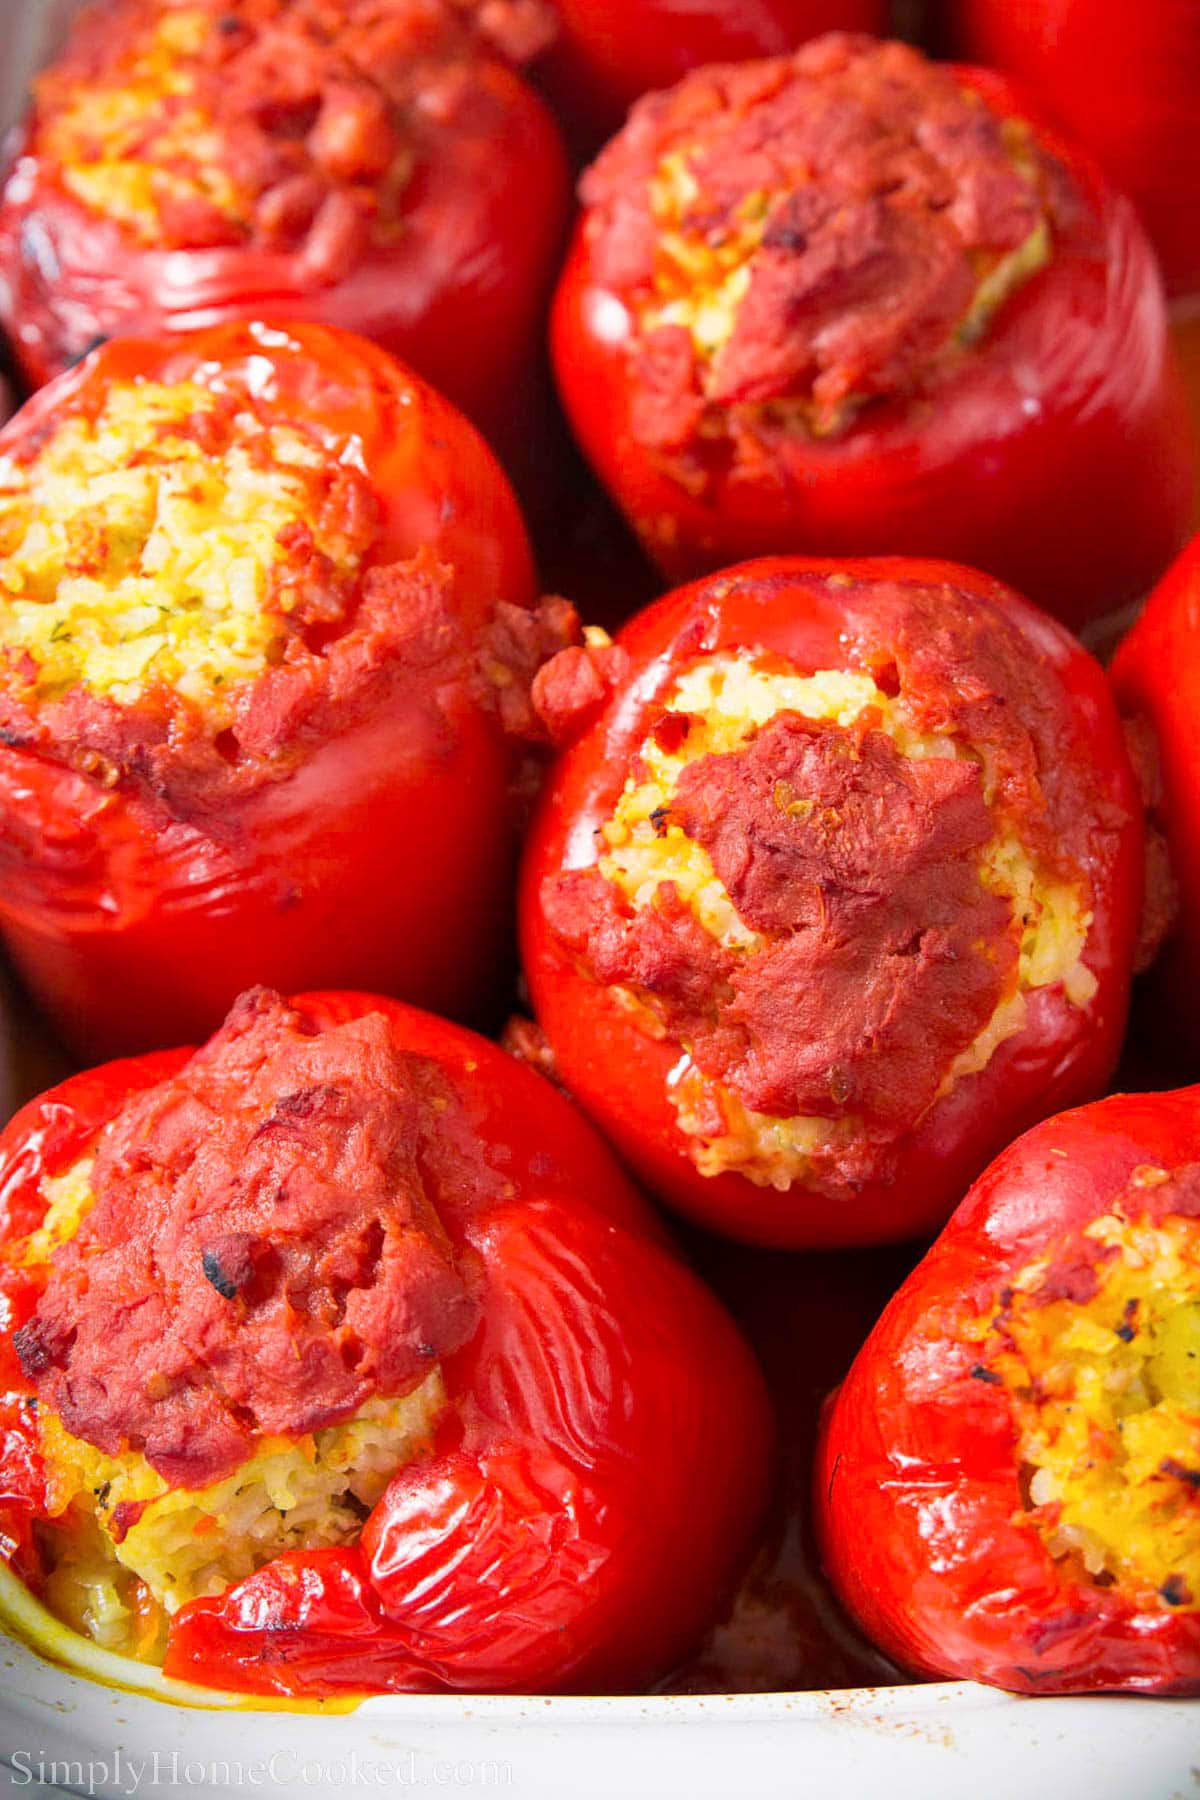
[552,52,1193,631]
[519,555,1145,1249]
[0,989,773,1697]
[0,0,569,457]
[1112,532,1200,1056]
[0,322,553,1062]
[538,0,886,144]
[952,0,1200,299]
[815,1087,1200,1695]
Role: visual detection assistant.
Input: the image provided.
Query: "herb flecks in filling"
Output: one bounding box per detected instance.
[0,377,376,723]
[972,1190,1200,1612]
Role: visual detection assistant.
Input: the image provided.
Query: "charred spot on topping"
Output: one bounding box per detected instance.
[18,989,480,1492]
[24,0,547,259]
[581,34,1066,470]
[544,580,1104,1194]
[200,1234,256,1300]
[1115,1298,1139,1343]
[12,1316,71,1380]
[967,1173,1200,1611]
[970,1363,1003,1385]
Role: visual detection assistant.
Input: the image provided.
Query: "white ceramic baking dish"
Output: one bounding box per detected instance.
[0,8,1196,1794]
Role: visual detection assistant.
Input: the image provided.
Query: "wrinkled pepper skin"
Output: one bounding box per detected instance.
[0,0,570,458]
[519,555,1145,1249]
[815,1087,1200,1695]
[952,0,1200,298]
[0,990,774,1698]
[0,323,548,1061]
[552,55,1193,630]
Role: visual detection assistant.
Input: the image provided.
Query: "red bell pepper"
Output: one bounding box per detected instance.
[1112,532,1200,1051]
[815,1085,1200,1694]
[0,0,569,457]
[0,986,773,1697]
[0,320,570,1061]
[951,0,1200,299]
[537,0,886,144]
[551,33,1194,630]
[520,554,1145,1248]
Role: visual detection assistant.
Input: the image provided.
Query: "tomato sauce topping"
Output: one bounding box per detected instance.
[28,0,554,266]
[542,577,1106,1194]
[13,989,480,1490]
[581,34,1066,465]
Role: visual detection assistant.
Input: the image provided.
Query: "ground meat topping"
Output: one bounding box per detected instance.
[581,34,1065,453]
[28,0,548,258]
[14,989,481,1489]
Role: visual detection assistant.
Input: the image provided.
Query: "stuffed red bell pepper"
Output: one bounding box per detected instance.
[520,555,1145,1249]
[951,0,1200,299]
[815,1086,1200,1695]
[0,985,773,1697]
[0,320,572,1060]
[536,0,886,144]
[551,33,1193,629]
[0,0,568,454]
